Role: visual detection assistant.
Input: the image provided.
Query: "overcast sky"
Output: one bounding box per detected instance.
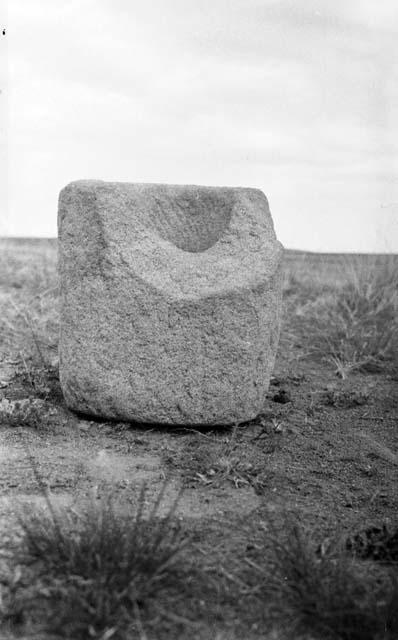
[0,0,397,251]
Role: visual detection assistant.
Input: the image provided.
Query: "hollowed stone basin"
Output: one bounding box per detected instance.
[138,187,234,252]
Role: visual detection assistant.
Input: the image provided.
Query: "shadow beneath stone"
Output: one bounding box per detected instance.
[72,410,262,437]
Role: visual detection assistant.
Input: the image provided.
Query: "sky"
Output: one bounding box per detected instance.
[0,0,397,252]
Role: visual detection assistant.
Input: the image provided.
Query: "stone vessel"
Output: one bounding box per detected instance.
[58,181,283,425]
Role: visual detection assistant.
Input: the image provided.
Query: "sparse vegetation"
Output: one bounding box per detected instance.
[3,478,397,640]
[243,513,398,640]
[1,481,191,639]
[163,421,283,492]
[0,240,59,385]
[1,240,397,639]
[290,256,398,377]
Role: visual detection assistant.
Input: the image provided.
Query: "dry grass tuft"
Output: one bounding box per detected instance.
[245,513,398,640]
[289,256,398,377]
[0,240,59,386]
[0,479,190,639]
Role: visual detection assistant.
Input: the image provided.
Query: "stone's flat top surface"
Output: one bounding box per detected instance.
[58,180,275,246]
[58,180,283,425]
[61,180,266,196]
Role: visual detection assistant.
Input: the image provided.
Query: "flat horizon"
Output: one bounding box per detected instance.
[1,235,396,256]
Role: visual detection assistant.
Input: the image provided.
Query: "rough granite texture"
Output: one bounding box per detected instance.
[58,181,284,425]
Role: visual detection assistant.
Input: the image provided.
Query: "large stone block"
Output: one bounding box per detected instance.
[58,181,283,425]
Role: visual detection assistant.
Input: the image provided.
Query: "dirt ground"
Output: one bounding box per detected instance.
[0,238,397,639]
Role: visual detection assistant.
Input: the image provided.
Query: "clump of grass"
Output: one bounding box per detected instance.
[0,481,189,639]
[1,287,59,355]
[245,513,398,640]
[0,243,59,380]
[295,256,398,377]
[1,291,62,401]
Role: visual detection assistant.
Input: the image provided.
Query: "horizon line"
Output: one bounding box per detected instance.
[0,236,396,256]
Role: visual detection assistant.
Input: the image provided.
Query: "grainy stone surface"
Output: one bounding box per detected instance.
[58,181,283,425]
